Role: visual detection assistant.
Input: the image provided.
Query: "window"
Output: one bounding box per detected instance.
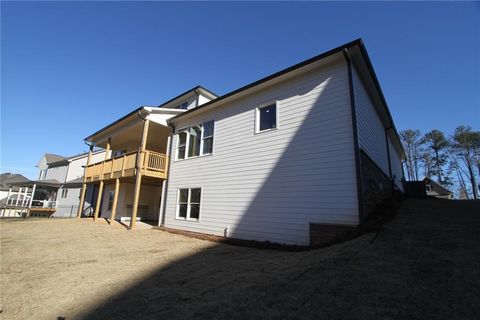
[176,121,214,160]
[60,188,68,198]
[175,101,189,109]
[188,126,202,157]
[202,121,214,154]
[112,150,127,158]
[177,132,187,160]
[176,188,201,220]
[107,191,114,211]
[426,184,432,192]
[256,102,278,132]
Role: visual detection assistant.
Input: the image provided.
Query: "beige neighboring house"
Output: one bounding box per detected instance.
[423,177,453,199]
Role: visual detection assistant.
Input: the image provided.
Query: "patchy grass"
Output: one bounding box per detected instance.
[1,199,479,320]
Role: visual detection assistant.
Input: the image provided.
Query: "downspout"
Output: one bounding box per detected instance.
[159,121,175,227]
[343,48,365,224]
[385,126,394,193]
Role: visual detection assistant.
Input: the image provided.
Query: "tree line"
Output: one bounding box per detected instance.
[400,126,480,199]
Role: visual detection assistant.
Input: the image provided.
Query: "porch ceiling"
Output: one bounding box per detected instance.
[86,114,171,152]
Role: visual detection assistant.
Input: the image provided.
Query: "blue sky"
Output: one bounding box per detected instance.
[1,1,479,179]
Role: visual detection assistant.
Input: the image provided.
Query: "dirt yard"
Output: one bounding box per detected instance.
[1,199,479,320]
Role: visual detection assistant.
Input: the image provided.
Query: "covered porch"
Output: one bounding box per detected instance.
[0,179,61,218]
[77,106,183,229]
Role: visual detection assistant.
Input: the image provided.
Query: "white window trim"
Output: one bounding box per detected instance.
[255,100,279,134]
[175,187,202,221]
[175,120,214,161]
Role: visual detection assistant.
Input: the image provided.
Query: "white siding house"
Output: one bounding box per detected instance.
[78,39,404,245]
[158,39,405,245]
[164,56,359,245]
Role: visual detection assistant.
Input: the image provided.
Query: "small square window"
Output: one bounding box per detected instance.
[257,103,277,132]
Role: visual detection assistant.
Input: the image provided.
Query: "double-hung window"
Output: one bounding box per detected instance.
[176,120,214,160]
[188,125,202,157]
[202,120,214,155]
[176,188,201,220]
[177,132,187,160]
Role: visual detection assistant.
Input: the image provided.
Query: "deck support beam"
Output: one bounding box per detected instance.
[77,146,94,218]
[93,181,104,220]
[110,178,120,225]
[130,119,149,230]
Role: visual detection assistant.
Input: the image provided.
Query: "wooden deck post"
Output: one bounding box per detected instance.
[130,119,149,229]
[105,138,111,160]
[92,139,113,221]
[93,181,104,221]
[77,146,93,218]
[110,178,120,225]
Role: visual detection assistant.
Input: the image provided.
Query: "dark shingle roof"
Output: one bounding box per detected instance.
[0,173,29,191]
[45,153,67,164]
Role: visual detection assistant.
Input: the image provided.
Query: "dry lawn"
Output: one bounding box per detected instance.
[1,199,479,320]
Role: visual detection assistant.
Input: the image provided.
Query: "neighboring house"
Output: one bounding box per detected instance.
[423,177,453,199]
[2,151,106,218]
[0,173,29,205]
[79,39,405,245]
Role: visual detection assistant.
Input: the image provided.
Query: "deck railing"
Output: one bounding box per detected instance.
[85,149,168,182]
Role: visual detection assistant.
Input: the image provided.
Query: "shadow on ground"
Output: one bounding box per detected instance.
[73,199,480,320]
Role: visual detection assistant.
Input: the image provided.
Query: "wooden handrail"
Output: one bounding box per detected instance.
[85,149,168,181]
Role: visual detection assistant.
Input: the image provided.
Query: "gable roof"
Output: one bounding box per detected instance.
[84,86,217,142]
[423,177,453,195]
[167,38,404,158]
[45,153,66,164]
[0,173,29,191]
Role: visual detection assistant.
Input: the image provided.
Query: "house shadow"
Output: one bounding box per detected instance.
[74,62,363,319]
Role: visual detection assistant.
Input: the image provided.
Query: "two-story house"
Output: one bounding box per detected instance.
[79,39,405,245]
[2,151,106,218]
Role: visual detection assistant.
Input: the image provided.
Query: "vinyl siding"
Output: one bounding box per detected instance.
[163,57,358,245]
[44,165,68,182]
[54,187,81,218]
[388,135,404,191]
[100,183,162,221]
[352,67,390,176]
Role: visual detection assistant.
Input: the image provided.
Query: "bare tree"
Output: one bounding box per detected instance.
[451,126,478,199]
[400,129,423,181]
[450,158,469,199]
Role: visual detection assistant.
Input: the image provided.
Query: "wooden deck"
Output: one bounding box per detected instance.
[85,150,168,182]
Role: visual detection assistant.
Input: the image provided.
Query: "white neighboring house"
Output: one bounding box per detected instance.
[2,151,106,218]
[0,173,29,205]
[81,39,405,245]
